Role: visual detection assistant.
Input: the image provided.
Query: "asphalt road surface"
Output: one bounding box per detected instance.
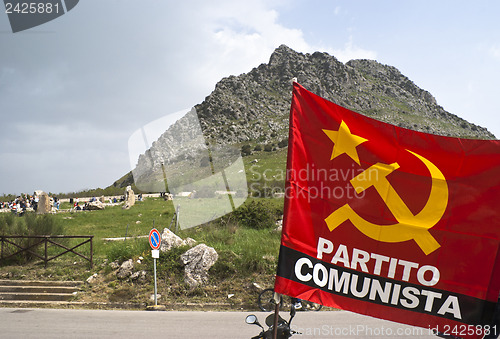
[0,308,439,338]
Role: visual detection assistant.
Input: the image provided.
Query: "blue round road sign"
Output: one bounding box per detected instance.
[149,228,161,250]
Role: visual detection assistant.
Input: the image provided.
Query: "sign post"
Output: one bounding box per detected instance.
[148,228,162,310]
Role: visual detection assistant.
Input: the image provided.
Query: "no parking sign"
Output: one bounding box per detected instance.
[149,228,161,257]
[149,228,161,307]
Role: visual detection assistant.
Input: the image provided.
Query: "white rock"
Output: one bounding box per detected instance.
[86,273,98,284]
[116,259,134,279]
[180,244,218,288]
[160,228,186,252]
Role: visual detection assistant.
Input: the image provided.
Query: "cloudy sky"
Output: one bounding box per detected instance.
[1,0,499,196]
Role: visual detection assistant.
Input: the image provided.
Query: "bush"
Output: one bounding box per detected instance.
[0,213,64,264]
[0,213,21,235]
[0,213,63,236]
[241,144,252,156]
[233,200,279,229]
[278,138,288,148]
[25,213,63,236]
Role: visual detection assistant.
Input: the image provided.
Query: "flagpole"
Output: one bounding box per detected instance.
[272,292,281,339]
[274,78,294,339]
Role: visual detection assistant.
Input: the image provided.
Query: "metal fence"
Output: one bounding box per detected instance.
[0,235,93,268]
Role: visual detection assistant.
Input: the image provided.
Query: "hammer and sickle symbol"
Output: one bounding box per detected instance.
[325,150,448,255]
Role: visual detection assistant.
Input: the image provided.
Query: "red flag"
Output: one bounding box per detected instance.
[275,82,500,338]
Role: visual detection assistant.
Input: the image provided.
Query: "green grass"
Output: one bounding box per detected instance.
[55,199,173,238]
[243,148,287,197]
[46,198,179,269]
[0,148,290,308]
[0,192,284,265]
[180,220,281,277]
[1,196,284,271]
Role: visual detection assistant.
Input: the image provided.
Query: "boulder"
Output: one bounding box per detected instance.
[160,228,196,252]
[116,259,134,279]
[122,186,135,210]
[86,273,98,284]
[37,192,51,214]
[160,228,185,251]
[180,244,218,287]
[130,270,147,284]
[86,201,105,210]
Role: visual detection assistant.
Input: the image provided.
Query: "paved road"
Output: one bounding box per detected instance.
[0,308,438,338]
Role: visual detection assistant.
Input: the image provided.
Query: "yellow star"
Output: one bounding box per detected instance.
[323,121,367,165]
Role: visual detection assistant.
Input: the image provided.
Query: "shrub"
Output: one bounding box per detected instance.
[0,213,64,264]
[233,200,279,230]
[278,138,288,148]
[24,213,63,236]
[241,144,252,156]
[0,212,63,236]
[0,213,20,235]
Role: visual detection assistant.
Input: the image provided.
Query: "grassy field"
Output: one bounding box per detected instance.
[0,196,285,309]
[0,146,292,309]
[57,198,176,240]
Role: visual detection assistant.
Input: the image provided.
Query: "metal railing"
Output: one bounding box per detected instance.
[0,235,93,268]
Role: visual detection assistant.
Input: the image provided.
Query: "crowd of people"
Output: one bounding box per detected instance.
[1,192,143,214]
[0,194,133,214]
[0,193,41,215]
[69,195,134,210]
[71,197,101,211]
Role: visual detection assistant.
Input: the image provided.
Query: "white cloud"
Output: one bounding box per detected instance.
[0,0,384,194]
[326,37,377,63]
[191,1,311,84]
[0,0,318,194]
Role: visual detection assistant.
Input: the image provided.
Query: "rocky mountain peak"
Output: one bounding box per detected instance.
[127,45,495,188]
[268,44,296,66]
[197,45,493,143]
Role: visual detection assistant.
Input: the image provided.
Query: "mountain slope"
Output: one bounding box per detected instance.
[119,45,495,190]
[197,45,493,145]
